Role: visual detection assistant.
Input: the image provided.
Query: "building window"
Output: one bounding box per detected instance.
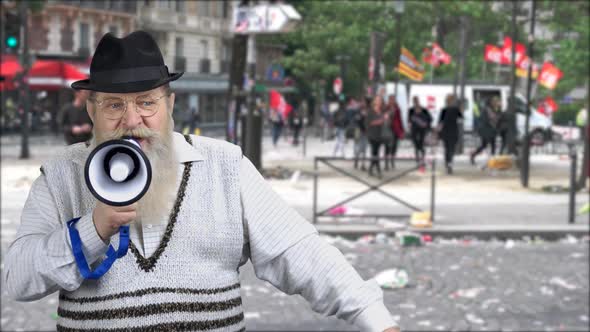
[200,39,209,59]
[175,37,184,57]
[80,23,89,50]
[197,1,210,16]
[222,1,229,19]
[175,0,185,12]
[157,0,171,9]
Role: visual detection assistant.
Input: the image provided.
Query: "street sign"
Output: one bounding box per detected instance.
[333,77,342,95]
[233,4,301,34]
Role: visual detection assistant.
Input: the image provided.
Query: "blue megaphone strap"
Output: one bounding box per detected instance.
[67,218,130,279]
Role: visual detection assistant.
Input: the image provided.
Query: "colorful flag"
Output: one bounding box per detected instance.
[484,44,502,63]
[538,62,563,90]
[269,89,292,118]
[538,96,558,114]
[422,48,439,67]
[500,37,526,65]
[515,56,540,79]
[432,43,451,64]
[397,47,424,81]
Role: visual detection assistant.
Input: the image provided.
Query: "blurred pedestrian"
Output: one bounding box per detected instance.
[289,102,304,146]
[471,96,501,164]
[408,96,432,164]
[183,107,201,136]
[332,99,349,157]
[437,94,463,174]
[384,95,405,170]
[57,90,92,145]
[367,97,386,178]
[269,106,284,147]
[353,96,370,171]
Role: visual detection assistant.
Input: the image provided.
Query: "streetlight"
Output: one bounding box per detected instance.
[391,1,405,96]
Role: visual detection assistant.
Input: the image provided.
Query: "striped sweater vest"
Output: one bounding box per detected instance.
[41,135,246,332]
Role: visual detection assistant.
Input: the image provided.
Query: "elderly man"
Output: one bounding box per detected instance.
[3,31,400,332]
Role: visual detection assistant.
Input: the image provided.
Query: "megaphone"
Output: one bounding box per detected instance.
[70,137,151,279]
[84,137,152,206]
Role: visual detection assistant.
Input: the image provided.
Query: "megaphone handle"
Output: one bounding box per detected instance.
[117,225,130,258]
[67,218,130,280]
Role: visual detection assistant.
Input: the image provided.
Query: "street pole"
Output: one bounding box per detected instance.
[19,0,30,159]
[457,16,468,154]
[521,0,536,187]
[226,2,249,144]
[245,34,262,169]
[506,1,519,155]
[394,11,402,96]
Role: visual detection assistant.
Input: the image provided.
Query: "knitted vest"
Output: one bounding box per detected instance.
[41,135,245,332]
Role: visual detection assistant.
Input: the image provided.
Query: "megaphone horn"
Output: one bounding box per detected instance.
[84,138,152,207]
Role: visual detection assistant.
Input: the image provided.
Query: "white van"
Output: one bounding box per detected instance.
[381,82,552,145]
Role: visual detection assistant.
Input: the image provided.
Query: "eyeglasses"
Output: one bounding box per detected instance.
[90,94,169,120]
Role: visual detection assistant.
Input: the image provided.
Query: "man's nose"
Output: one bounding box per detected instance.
[121,101,142,129]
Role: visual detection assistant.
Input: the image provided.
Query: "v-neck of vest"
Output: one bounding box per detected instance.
[127,135,194,272]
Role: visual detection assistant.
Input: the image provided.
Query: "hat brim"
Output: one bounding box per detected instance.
[71,72,184,93]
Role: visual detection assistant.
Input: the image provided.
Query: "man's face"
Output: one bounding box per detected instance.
[413,97,420,107]
[87,86,175,150]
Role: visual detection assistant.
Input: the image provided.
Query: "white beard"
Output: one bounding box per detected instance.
[90,119,178,225]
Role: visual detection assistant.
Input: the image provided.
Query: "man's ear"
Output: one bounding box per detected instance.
[86,101,95,123]
[168,93,175,113]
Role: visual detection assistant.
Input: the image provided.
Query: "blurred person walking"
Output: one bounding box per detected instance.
[408,96,432,164]
[57,90,93,145]
[269,106,284,147]
[353,96,370,170]
[384,95,404,170]
[471,96,501,164]
[367,97,386,178]
[437,94,463,174]
[332,99,349,157]
[289,102,304,146]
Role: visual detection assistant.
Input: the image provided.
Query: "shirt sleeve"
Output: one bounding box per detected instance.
[240,157,398,331]
[3,174,110,301]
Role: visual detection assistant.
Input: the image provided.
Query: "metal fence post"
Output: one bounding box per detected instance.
[569,143,577,224]
[313,157,319,224]
[430,157,436,223]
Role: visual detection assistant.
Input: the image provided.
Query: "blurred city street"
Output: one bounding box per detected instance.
[1,133,589,331]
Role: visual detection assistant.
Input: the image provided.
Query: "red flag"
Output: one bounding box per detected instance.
[544,96,558,113]
[422,48,439,66]
[538,62,563,90]
[500,37,526,65]
[432,43,451,64]
[269,89,292,118]
[484,44,502,63]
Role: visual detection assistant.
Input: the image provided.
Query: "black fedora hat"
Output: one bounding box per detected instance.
[71,31,183,93]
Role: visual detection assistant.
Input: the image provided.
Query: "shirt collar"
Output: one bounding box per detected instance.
[173,131,205,163]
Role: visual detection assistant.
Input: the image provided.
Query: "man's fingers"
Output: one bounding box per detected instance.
[112,203,138,212]
[114,211,137,225]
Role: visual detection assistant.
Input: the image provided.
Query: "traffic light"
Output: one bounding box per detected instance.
[3,11,20,52]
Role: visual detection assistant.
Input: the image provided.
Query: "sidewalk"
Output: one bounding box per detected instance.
[2,133,589,239]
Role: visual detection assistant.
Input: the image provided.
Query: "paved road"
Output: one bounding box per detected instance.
[2,232,589,331]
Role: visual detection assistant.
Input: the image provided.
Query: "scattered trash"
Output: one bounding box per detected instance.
[417,321,431,327]
[541,184,568,193]
[50,313,59,320]
[505,239,515,249]
[570,252,584,258]
[579,202,589,215]
[421,234,433,243]
[487,155,513,170]
[344,253,358,262]
[450,287,485,299]
[396,231,422,247]
[549,277,577,290]
[540,285,555,296]
[561,235,579,244]
[399,303,416,309]
[449,264,460,271]
[328,205,347,216]
[487,266,498,273]
[374,269,409,289]
[410,211,432,228]
[377,219,405,230]
[289,170,301,184]
[481,298,501,310]
[356,234,376,245]
[375,233,390,244]
[580,315,589,322]
[466,313,485,325]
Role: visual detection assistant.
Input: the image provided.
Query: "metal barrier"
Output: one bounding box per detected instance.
[312,156,436,225]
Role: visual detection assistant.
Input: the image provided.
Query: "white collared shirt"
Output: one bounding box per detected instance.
[3,132,397,332]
